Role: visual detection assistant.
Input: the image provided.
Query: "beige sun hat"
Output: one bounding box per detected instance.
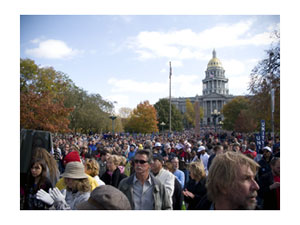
[61,161,87,179]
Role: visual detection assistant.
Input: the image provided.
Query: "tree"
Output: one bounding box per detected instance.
[20,59,73,132]
[249,30,280,132]
[154,98,183,131]
[234,109,258,133]
[125,101,158,133]
[222,96,253,131]
[118,107,133,130]
[20,89,72,132]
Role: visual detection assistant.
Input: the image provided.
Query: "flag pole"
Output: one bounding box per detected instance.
[169,61,172,133]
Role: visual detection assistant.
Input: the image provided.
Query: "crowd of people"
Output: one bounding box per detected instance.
[20,129,280,210]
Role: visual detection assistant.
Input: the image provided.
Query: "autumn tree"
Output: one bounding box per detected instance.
[184,99,195,128]
[249,30,280,132]
[125,101,158,133]
[154,98,183,132]
[20,58,73,132]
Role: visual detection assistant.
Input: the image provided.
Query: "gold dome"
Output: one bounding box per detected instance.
[207,49,223,68]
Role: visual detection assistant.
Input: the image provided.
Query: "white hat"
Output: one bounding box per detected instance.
[62,162,87,179]
[197,146,206,152]
[263,146,272,153]
[155,142,161,147]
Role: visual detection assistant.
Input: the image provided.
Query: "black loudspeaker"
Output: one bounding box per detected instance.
[20,129,53,174]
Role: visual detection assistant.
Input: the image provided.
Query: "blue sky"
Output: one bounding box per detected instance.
[20,15,279,113]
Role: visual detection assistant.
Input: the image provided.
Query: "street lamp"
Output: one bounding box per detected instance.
[109,115,117,135]
[211,109,221,133]
[160,122,166,133]
[218,121,223,132]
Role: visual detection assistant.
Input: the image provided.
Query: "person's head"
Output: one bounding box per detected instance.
[106,155,120,172]
[100,149,109,162]
[32,147,58,182]
[197,146,206,155]
[150,154,164,174]
[164,161,175,173]
[62,162,90,192]
[63,151,81,166]
[81,145,88,154]
[84,158,100,177]
[233,143,240,152]
[213,145,224,155]
[130,144,136,152]
[171,157,179,170]
[28,158,47,190]
[76,185,131,210]
[134,149,152,176]
[164,143,171,153]
[144,140,153,150]
[206,151,260,210]
[270,157,280,177]
[262,146,272,159]
[188,161,206,182]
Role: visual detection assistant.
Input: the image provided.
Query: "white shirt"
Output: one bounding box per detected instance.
[94,175,105,186]
[200,152,210,175]
[155,168,175,205]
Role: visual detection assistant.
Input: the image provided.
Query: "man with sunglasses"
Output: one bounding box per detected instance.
[118,149,172,210]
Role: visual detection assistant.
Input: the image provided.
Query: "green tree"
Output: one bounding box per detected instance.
[222,96,252,131]
[154,98,183,132]
[125,101,158,133]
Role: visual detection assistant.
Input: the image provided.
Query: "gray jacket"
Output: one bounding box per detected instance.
[118,173,172,210]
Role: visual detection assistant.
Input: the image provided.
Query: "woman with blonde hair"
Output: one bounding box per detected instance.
[37,161,91,210]
[32,147,60,186]
[84,158,105,186]
[182,161,207,210]
[101,154,127,188]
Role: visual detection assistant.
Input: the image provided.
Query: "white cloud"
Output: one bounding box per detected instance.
[172,74,202,97]
[222,59,245,76]
[228,75,251,95]
[25,39,82,59]
[107,78,166,94]
[169,60,183,67]
[127,19,274,61]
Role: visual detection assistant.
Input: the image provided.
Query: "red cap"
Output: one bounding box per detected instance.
[64,151,81,165]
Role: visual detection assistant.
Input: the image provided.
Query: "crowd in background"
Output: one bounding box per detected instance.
[20,129,280,210]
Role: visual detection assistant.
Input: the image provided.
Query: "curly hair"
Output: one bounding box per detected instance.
[85,159,99,177]
[66,178,91,193]
[107,154,121,166]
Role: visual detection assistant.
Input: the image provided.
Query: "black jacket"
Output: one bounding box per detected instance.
[258,171,279,210]
[184,178,207,210]
[172,177,183,210]
[101,167,127,188]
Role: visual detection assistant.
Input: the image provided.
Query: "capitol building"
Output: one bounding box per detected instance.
[171,49,238,126]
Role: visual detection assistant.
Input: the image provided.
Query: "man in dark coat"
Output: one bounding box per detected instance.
[258,157,280,210]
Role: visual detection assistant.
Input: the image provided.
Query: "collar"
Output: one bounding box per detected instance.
[133,174,152,185]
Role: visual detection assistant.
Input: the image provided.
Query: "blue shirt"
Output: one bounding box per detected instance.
[128,150,136,161]
[173,169,185,189]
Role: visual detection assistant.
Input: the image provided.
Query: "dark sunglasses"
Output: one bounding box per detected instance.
[134,159,148,164]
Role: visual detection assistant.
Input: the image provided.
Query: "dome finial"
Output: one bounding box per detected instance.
[213,49,216,58]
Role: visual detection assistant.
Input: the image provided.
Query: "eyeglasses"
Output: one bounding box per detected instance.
[134,159,148,164]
